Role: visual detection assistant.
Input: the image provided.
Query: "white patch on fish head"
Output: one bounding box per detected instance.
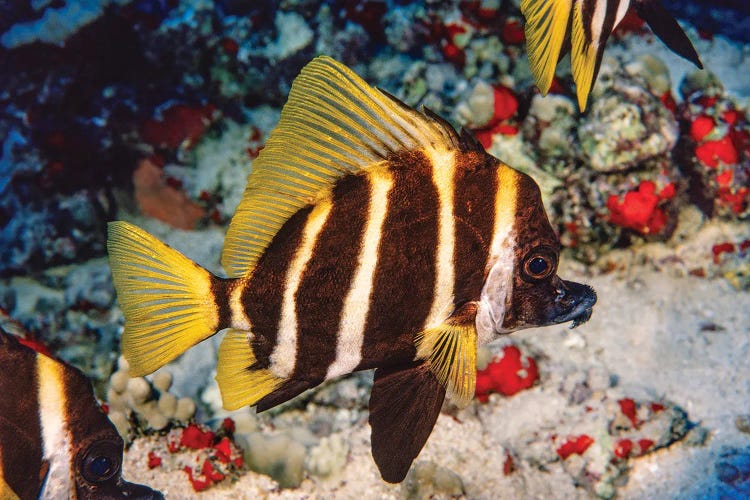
[475,230,516,347]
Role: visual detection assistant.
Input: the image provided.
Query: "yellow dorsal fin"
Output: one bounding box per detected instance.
[222,56,459,277]
[521,0,573,95]
[216,329,284,410]
[415,323,477,408]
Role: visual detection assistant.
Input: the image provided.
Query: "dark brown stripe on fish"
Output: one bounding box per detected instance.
[581,0,599,46]
[358,150,440,370]
[62,362,124,470]
[452,151,499,306]
[0,339,43,499]
[592,0,621,84]
[243,206,312,367]
[211,278,233,332]
[292,173,370,382]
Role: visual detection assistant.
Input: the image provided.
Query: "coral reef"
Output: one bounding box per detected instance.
[1,0,749,497]
[106,356,197,443]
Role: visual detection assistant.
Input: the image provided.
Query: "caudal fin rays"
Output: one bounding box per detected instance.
[107,221,220,376]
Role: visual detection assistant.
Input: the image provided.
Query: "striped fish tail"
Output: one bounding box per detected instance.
[107,221,222,377]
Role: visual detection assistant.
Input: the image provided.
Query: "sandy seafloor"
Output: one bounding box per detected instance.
[118,221,750,499]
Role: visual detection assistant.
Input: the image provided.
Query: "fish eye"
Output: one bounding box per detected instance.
[521,247,557,281]
[80,440,121,483]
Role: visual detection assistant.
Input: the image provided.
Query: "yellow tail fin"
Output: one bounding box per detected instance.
[107,221,220,376]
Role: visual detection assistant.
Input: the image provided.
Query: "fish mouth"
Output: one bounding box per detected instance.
[550,280,597,329]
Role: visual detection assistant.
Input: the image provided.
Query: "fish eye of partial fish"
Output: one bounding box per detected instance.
[521,245,558,282]
[79,440,121,484]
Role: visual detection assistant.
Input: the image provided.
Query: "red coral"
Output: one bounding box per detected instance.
[202,460,225,482]
[690,115,715,142]
[180,423,215,450]
[501,19,525,45]
[717,186,748,214]
[712,242,736,263]
[475,345,539,402]
[614,439,633,459]
[607,181,669,235]
[722,109,740,126]
[660,92,678,114]
[650,402,665,413]
[141,104,216,150]
[618,398,639,428]
[183,466,212,492]
[556,435,594,459]
[659,183,676,200]
[213,437,232,464]
[441,41,466,67]
[695,136,739,168]
[637,439,655,454]
[167,437,181,454]
[221,417,236,434]
[492,86,518,123]
[147,451,162,469]
[716,170,734,187]
[496,124,519,136]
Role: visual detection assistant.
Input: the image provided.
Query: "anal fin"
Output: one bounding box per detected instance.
[216,329,284,411]
[369,362,446,483]
[255,379,316,412]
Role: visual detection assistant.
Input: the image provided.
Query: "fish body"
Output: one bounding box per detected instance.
[0,331,162,500]
[107,56,596,483]
[521,0,703,110]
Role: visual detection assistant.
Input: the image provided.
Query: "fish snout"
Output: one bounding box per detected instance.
[551,279,597,328]
[119,481,165,500]
[77,480,164,500]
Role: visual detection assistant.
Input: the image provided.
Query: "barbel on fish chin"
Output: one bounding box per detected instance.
[107,55,597,483]
[521,0,703,111]
[0,330,163,500]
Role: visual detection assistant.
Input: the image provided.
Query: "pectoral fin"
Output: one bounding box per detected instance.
[634,0,703,69]
[0,475,20,500]
[415,321,477,408]
[369,362,446,483]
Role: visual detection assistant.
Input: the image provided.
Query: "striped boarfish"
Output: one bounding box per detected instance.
[521,0,703,110]
[0,330,162,500]
[107,56,597,483]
